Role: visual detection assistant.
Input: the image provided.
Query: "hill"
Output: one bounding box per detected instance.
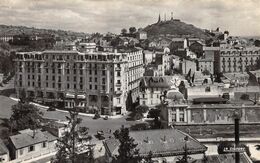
[143,19,211,39]
[0,24,89,40]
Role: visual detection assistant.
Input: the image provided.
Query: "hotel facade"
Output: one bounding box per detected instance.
[220,47,260,73]
[14,48,144,115]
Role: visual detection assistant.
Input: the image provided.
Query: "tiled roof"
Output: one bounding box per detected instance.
[104,129,206,158]
[9,129,57,149]
[140,76,173,88]
[103,138,120,156]
[130,129,207,157]
[0,139,8,155]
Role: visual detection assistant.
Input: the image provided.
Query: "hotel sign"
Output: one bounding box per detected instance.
[223,146,245,153]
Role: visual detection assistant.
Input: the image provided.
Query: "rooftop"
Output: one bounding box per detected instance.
[140,76,174,88]
[0,139,8,155]
[9,129,57,149]
[104,129,207,158]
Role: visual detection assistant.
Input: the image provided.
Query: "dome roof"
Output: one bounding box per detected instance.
[166,89,184,100]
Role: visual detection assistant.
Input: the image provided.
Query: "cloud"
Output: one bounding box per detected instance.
[0,0,259,36]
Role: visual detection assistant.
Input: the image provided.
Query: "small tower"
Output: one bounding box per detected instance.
[157,14,161,23]
[171,12,173,20]
[164,13,166,21]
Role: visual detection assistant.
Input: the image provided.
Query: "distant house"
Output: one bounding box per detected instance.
[8,129,57,161]
[103,129,207,163]
[0,139,9,162]
[148,41,158,48]
[157,37,172,49]
[137,30,147,40]
[139,76,174,107]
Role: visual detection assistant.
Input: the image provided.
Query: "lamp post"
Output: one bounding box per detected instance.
[233,110,241,163]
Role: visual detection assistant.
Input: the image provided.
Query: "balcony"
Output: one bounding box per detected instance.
[115,90,122,95]
[115,67,121,71]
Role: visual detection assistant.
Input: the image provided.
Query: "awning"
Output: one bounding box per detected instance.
[65,93,75,98]
[77,94,86,99]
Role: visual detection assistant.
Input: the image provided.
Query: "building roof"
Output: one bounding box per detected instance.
[140,76,173,88]
[103,138,120,157]
[9,129,57,149]
[104,129,207,158]
[193,97,227,104]
[191,153,252,163]
[0,139,8,155]
[166,89,184,100]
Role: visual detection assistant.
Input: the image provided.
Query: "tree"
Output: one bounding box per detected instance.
[129,27,137,34]
[126,91,134,111]
[53,109,94,163]
[113,126,141,163]
[144,151,153,163]
[10,101,43,132]
[178,81,187,99]
[121,28,127,35]
[147,108,161,129]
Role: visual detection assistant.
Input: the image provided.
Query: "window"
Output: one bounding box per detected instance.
[20,148,23,155]
[46,68,48,73]
[179,108,185,122]
[28,75,30,79]
[67,76,69,81]
[74,84,76,89]
[205,86,211,92]
[95,85,97,90]
[52,76,55,81]
[102,78,105,84]
[52,83,55,88]
[74,76,76,82]
[46,75,48,80]
[95,78,97,82]
[28,81,30,86]
[80,70,83,75]
[89,70,92,75]
[102,70,106,76]
[95,70,97,75]
[46,82,48,87]
[28,145,34,152]
[89,77,92,82]
[89,84,92,90]
[67,84,70,89]
[102,86,105,90]
[117,71,121,77]
[74,69,76,74]
[80,84,83,90]
[58,69,61,74]
[52,69,55,73]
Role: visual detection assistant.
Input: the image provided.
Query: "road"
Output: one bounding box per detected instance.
[0,79,141,135]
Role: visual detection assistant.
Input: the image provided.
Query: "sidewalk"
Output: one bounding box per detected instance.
[9,97,123,119]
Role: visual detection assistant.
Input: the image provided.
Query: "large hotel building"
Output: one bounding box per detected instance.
[14,46,144,115]
[220,47,260,73]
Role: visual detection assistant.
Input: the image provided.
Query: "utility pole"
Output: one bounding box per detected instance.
[234,110,241,163]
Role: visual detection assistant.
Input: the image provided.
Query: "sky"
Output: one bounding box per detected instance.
[0,0,260,36]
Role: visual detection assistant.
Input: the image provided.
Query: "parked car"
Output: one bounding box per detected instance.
[103,116,108,120]
[93,113,101,119]
[47,107,56,111]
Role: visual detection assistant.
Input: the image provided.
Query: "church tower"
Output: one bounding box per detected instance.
[171,12,173,20]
